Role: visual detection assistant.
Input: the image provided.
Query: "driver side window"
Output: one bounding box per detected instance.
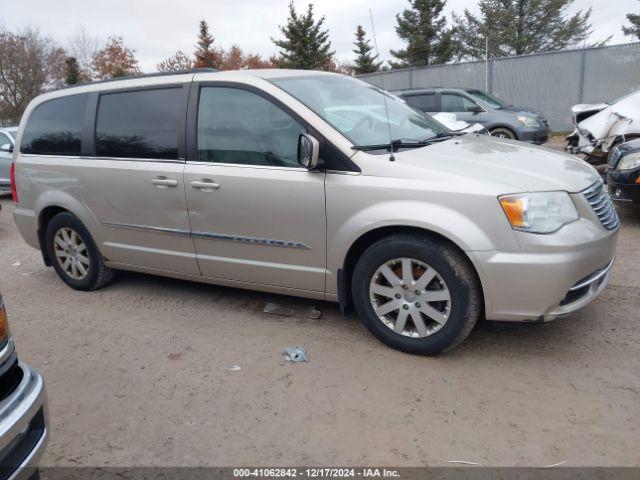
[197,87,306,167]
[441,93,476,113]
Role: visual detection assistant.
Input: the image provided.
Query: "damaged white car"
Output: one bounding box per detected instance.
[566,90,640,164]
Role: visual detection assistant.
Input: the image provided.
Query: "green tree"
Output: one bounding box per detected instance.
[272,2,335,70]
[452,0,594,60]
[390,0,454,68]
[194,20,221,68]
[623,1,640,39]
[352,25,381,74]
[64,56,81,85]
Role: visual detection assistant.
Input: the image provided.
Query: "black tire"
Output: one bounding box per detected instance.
[351,234,481,355]
[490,127,517,140]
[45,212,115,291]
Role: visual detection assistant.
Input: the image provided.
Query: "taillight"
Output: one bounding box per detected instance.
[0,298,8,345]
[10,162,18,203]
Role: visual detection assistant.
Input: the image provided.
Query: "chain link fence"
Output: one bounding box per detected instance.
[358,43,640,132]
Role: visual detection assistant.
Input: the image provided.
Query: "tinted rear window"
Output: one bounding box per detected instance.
[96,88,182,160]
[405,93,438,112]
[21,94,87,155]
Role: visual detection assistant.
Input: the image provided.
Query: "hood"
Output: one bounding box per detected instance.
[500,105,543,117]
[577,93,640,141]
[380,134,599,193]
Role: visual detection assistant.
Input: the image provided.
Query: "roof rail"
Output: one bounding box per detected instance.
[61,68,218,89]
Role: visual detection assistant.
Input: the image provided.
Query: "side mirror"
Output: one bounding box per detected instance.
[297,133,319,169]
[467,105,483,114]
[0,144,12,153]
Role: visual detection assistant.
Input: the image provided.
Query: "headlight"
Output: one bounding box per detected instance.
[617,153,640,171]
[516,115,540,127]
[499,192,579,234]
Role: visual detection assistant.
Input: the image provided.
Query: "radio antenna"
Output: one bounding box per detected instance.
[368,8,395,161]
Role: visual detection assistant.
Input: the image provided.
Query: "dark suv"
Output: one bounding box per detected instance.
[394,87,550,144]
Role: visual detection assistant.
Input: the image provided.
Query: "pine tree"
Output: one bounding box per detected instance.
[352,25,381,74]
[194,20,221,69]
[452,0,595,60]
[623,2,640,39]
[390,0,454,68]
[64,56,81,84]
[272,2,335,70]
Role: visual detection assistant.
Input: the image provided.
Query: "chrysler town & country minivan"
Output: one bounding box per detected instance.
[11,69,618,355]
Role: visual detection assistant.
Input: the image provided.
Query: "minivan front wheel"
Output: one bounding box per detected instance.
[490,127,516,140]
[352,234,481,355]
[45,212,115,291]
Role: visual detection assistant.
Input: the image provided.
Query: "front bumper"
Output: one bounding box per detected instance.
[0,360,48,480]
[518,126,550,145]
[469,206,618,322]
[607,171,640,205]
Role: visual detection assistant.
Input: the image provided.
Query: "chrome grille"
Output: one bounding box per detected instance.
[582,180,620,230]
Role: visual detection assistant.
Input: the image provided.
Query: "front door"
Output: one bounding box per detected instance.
[440,92,486,125]
[184,85,326,292]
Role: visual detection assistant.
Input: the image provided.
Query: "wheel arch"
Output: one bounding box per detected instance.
[36,195,101,266]
[488,124,518,140]
[38,205,70,266]
[338,225,486,319]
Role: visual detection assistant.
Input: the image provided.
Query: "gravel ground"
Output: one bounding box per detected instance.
[0,161,639,467]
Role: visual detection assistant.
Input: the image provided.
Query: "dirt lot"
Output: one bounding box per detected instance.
[1,176,639,467]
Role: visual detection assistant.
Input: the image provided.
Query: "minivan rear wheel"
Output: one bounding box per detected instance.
[45,212,115,291]
[351,234,481,355]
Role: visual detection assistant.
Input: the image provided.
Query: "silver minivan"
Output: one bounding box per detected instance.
[12,69,618,355]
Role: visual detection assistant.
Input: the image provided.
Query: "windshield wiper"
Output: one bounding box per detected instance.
[352,139,427,152]
[417,131,465,144]
[353,132,465,152]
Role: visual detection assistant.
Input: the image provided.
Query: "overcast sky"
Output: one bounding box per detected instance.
[4,0,636,71]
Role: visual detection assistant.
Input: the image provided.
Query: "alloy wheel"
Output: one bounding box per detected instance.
[369,257,451,338]
[53,227,91,280]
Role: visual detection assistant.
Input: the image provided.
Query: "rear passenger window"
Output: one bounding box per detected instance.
[21,94,87,156]
[405,94,437,112]
[96,88,182,160]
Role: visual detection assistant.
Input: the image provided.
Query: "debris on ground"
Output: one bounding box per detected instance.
[282,346,308,363]
[445,460,481,466]
[264,303,321,319]
[224,365,242,372]
[11,261,21,267]
[544,461,567,468]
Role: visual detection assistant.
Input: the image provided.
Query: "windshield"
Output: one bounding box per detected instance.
[467,90,507,109]
[270,74,448,146]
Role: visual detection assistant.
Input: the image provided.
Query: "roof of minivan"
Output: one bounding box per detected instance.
[394,87,476,94]
[39,68,338,97]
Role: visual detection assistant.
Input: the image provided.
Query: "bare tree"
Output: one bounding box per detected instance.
[157,50,194,72]
[68,27,99,79]
[0,27,64,123]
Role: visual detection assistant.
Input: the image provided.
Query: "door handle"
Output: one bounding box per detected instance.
[190,179,220,191]
[151,177,178,188]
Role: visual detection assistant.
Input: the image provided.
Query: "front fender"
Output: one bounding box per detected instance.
[326,199,518,296]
